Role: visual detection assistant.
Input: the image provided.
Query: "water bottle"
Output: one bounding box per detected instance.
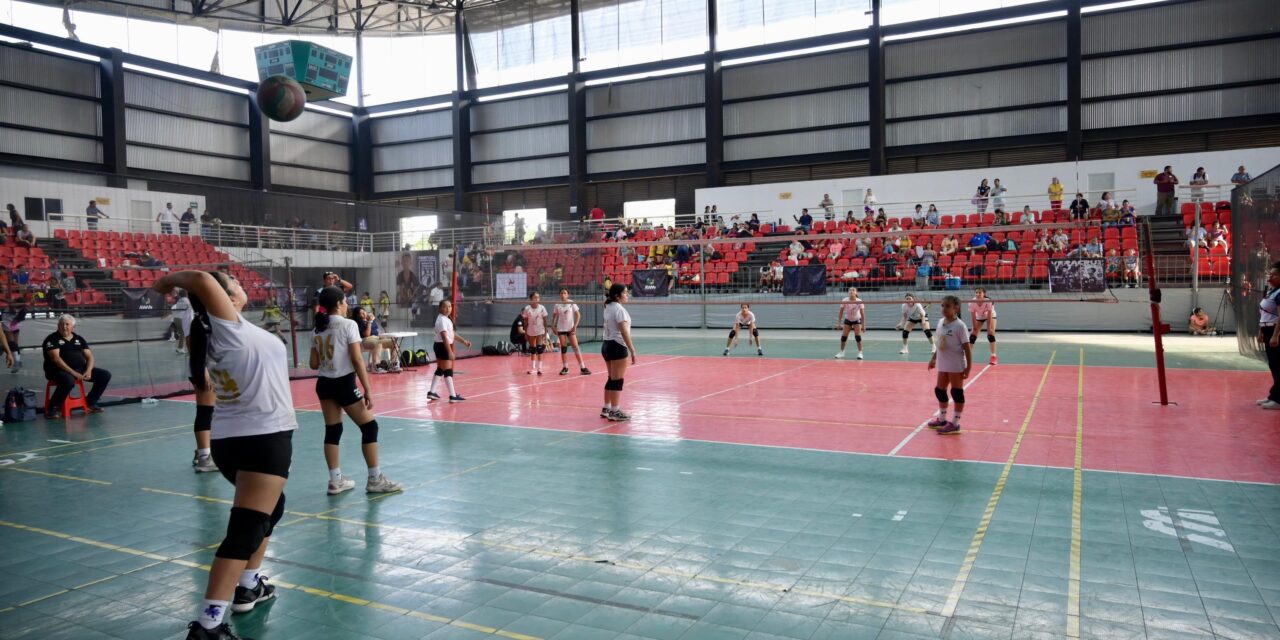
[141,397,158,405]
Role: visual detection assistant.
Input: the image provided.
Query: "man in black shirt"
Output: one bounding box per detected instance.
[42,314,111,415]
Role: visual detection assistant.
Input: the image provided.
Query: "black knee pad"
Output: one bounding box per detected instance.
[443,369,454,377]
[752,329,759,338]
[324,423,343,445]
[969,335,978,345]
[215,507,271,560]
[840,335,848,345]
[902,330,910,340]
[433,368,445,377]
[951,388,966,404]
[728,329,737,340]
[536,344,547,355]
[935,387,948,403]
[358,420,378,445]
[855,334,862,344]
[194,404,214,433]
[604,377,624,391]
[924,329,934,339]
[266,494,285,536]
[560,343,568,354]
[987,334,996,343]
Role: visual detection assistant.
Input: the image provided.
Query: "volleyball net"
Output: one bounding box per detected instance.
[1230,163,1279,361]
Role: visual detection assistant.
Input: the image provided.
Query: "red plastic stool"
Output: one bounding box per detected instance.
[44,380,89,417]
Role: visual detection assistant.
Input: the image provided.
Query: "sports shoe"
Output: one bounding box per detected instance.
[327,478,356,495]
[176,346,187,354]
[371,366,386,375]
[527,370,534,375]
[449,395,466,403]
[537,370,543,376]
[580,367,591,375]
[856,352,864,360]
[757,348,763,356]
[723,348,730,356]
[1261,400,1280,410]
[388,363,402,373]
[88,406,104,414]
[1259,398,1272,405]
[608,409,631,422]
[231,575,276,613]
[426,391,441,401]
[834,351,846,359]
[185,622,243,640]
[193,452,218,474]
[936,422,962,435]
[989,355,998,365]
[366,474,403,494]
[927,417,949,429]
[560,367,569,375]
[600,407,612,418]
[899,347,909,354]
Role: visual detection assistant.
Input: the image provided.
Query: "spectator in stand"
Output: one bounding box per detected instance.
[912,204,926,226]
[1021,205,1038,224]
[47,275,67,310]
[1118,207,1137,227]
[1188,307,1215,336]
[1208,222,1229,252]
[85,200,108,231]
[820,193,835,220]
[1186,225,1208,250]
[156,202,178,234]
[966,232,990,253]
[926,204,940,228]
[1190,167,1208,204]
[899,233,914,253]
[849,238,869,258]
[1034,232,1052,253]
[990,179,1007,211]
[139,250,164,268]
[42,314,112,415]
[793,208,813,233]
[1069,192,1090,221]
[863,189,878,208]
[1105,249,1122,281]
[993,209,1009,226]
[875,208,888,229]
[748,213,762,232]
[180,207,196,236]
[1123,249,1141,287]
[7,203,22,238]
[939,235,958,256]
[1232,165,1251,186]
[788,238,809,262]
[1083,238,1104,258]
[1047,177,1064,211]
[918,242,938,270]
[1154,165,1179,216]
[1052,229,1070,252]
[15,224,35,248]
[973,179,991,214]
[590,204,605,224]
[513,213,526,245]
[61,270,77,294]
[827,240,844,261]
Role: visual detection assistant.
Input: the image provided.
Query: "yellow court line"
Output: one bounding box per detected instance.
[0,423,190,458]
[40,433,188,461]
[0,466,112,485]
[941,350,1057,618]
[1067,348,1085,637]
[0,518,546,640]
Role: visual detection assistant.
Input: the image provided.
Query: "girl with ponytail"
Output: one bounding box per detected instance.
[600,283,636,421]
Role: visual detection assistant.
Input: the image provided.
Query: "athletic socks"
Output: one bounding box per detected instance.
[445,377,457,396]
[368,466,380,478]
[428,377,439,394]
[198,600,230,630]
[952,412,962,425]
[329,468,342,483]
[935,408,947,419]
[197,447,211,458]
[239,570,260,589]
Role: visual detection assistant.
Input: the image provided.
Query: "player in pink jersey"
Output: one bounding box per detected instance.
[834,288,866,360]
[967,287,998,365]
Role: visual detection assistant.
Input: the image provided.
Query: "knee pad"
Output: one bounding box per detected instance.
[902,330,910,340]
[969,335,978,345]
[935,387,948,403]
[324,423,343,445]
[266,494,285,536]
[840,335,848,345]
[728,329,737,340]
[924,329,934,339]
[215,507,271,560]
[560,342,568,354]
[987,334,996,343]
[752,329,759,338]
[358,420,378,445]
[536,344,547,355]
[443,369,454,378]
[433,368,445,377]
[951,388,966,404]
[604,377,624,391]
[194,404,214,433]
[855,334,862,344]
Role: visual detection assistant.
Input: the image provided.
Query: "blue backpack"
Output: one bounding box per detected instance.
[4,387,37,422]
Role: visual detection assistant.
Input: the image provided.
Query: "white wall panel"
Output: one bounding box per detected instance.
[1083,40,1280,99]
[724,89,867,136]
[371,110,452,144]
[471,93,567,131]
[587,143,704,173]
[587,108,704,149]
[886,20,1066,79]
[586,74,704,117]
[271,164,351,192]
[725,127,869,161]
[1083,0,1277,54]
[888,64,1065,119]
[0,86,101,136]
[1083,84,1280,130]
[270,110,352,143]
[124,72,248,125]
[888,106,1065,147]
[374,169,453,193]
[472,156,569,183]
[127,145,249,181]
[270,135,350,172]
[471,125,568,162]
[0,46,98,97]
[125,109,249,157]
[373,140,453,173]
[724,49,867,100]
[0,128,100,163]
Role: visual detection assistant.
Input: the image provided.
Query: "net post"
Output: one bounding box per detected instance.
[1141,220,1170,405]
[699,246,707,329]
[450,245,459,323]
[284,256,298,369]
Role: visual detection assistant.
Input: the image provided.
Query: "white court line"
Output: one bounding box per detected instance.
[887,363,991,456]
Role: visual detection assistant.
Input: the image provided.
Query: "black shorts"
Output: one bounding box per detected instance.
[315,372,363,407]
[602,340,629,361]
[434,342,451,362]
[557,330,574,339]
[211,430,293,484]
[843,319,862,327]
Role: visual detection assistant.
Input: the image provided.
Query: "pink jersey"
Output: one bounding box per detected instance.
[969,299,995,321]
[841,300,865,323]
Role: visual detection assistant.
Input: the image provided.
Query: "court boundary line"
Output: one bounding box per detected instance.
[0,423,191,459]
[1067,348,1085,637]
[887,363,992,456]
[678,359,822,406]
[0,466,112,485]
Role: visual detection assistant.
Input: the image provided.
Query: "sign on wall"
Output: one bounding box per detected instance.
[495,272,527,299]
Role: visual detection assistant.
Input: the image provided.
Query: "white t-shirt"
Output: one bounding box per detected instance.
[935,317,970,373]
[172,297,192,334]
[604,303,630,345]
[429,287,444,305]
[523,304,548,337]
[313,315,361,378]
[901,302,927,322]
[840,299,865,323]
[158,208,178,224]
[553,302,579,333]
[206,314,298,439]
[969,299,997,321]
[434,314,454,344]
[736,310,756,327]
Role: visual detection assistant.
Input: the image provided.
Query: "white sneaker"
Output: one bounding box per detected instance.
[193,454,218,473]
[366,474,403,493]
[899,347,909,354]
[1261,401,1280,410]
[835,351,845,359]
[327,478,356,495]
[931,344,937,353]
[856,352,864,360]
[1259,399,1271,405]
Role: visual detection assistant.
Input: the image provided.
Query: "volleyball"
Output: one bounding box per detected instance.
[256,75,306,122]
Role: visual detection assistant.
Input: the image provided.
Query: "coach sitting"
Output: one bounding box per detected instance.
[42,314,112,415]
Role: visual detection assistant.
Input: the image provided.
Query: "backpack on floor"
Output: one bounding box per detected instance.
[400,350,413,368]
[4,386,37,422]
[413,349,429,366]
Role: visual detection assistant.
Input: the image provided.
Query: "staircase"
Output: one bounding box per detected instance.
[40,238,124,307]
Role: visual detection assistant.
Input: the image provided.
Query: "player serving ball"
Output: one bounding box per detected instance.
[928,295,972,435]
[724,303,763,356]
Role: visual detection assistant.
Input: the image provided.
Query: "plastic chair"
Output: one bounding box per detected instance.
[45,379,89,417]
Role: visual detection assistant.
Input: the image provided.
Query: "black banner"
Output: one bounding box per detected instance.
[783,264,827,296]
[631,269,672,297]
[122,288,166,318]
[1049,258,1106,293]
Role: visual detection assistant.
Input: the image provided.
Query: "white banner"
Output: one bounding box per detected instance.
[495,272,528,299]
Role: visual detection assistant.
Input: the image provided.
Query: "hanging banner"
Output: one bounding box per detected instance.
[630,269,672,297]
[495,272,528,299]
[121,288,165,318]
[783,264,827,296]
[1049,258,1106,293]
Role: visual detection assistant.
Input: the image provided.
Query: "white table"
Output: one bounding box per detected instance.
[383,331,418,368]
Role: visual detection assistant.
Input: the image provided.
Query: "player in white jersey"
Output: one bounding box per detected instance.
[170,291,191,353]
[896,293,935,355]
[310,287,402,496]
[927,295,972,435]
[520,292,550,375]
[428,300,472,403]
[551,288,590,375]
[724,303,763,356]
[600,284,637,421]
[156,270,296,640]
[967,287,998,365]
[834,288,866,360]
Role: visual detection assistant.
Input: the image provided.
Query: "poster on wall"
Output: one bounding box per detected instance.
[394,251,440,305]
[630,269,672,297]
[1049,259,1106,294]
[495,272,527,299]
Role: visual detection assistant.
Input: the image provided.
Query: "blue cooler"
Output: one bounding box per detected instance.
[944,275,962,290]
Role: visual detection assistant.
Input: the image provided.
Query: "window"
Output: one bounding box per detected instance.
[504,208,547,243]
[717,0,872,51]
[466,0,573,88]
[623,199,676,228]
[360,33,458,105]
[400,215,439,250]
[881,0,1053,26]
[579,0,709,72]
